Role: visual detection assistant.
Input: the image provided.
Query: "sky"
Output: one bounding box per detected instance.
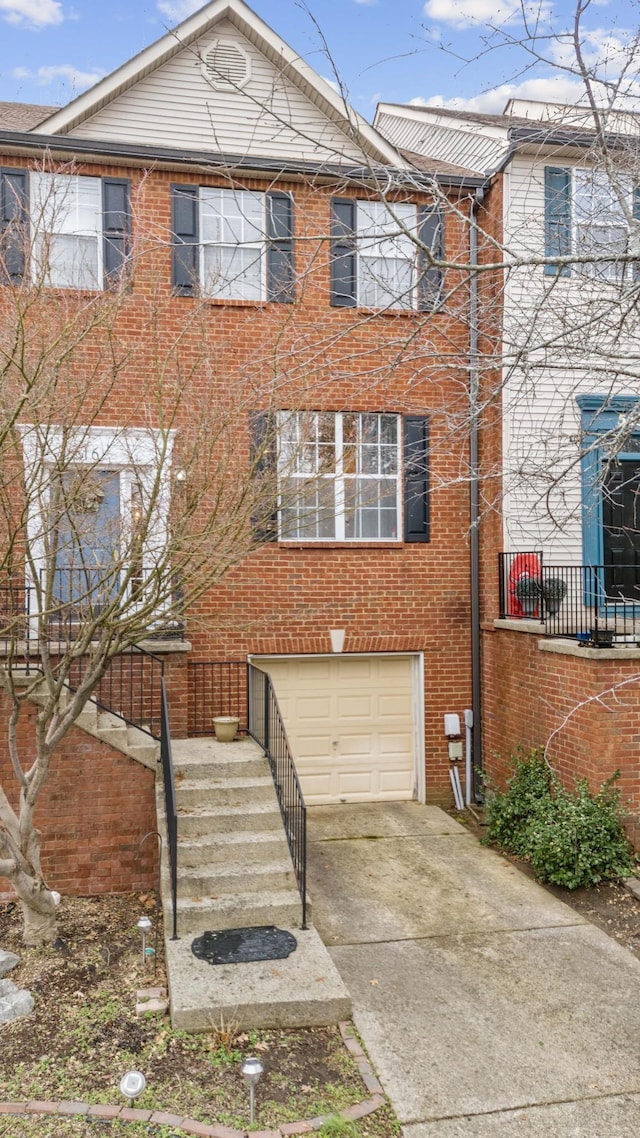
[0,0,637,120]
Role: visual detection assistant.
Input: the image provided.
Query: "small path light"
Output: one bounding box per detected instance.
[119,1070,147,1108]
[136,916,152,967]
[241,1056,264,1125]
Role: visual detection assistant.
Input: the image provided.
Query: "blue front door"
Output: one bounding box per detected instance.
[53,469,121,615]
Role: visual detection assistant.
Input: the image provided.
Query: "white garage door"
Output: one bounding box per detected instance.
[254,655,416,805]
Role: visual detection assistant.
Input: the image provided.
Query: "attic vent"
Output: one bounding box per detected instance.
[202,39,251,91]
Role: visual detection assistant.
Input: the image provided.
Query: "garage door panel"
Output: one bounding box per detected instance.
[254,656,416,805]
[336,695,373,718]
[297,696,332,718]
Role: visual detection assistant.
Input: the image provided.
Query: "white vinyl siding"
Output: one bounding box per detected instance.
[31,172,102,290]
[501,155,640,563]
[68,22,368,165]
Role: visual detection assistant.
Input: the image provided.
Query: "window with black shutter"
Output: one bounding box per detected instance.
[0,168,28,284]
[403,416,430,543]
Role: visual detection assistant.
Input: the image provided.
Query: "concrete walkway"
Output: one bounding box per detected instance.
[307,802,640,1137]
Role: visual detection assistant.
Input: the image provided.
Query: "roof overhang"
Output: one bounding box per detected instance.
[0,128,482,190]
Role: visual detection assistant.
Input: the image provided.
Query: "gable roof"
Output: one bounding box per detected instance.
[33,0,406,170]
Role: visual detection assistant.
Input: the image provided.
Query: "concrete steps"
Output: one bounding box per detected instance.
[161,736,309,933]
[158,734,351,1030]
[29,681,159,768]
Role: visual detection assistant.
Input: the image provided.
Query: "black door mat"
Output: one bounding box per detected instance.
[191,925,298,965]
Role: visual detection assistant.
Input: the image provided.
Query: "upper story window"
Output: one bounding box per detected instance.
[171,184,294,302]
[330,198,443,311]
[0,168,130,290]
[256,410,429,544]
[545,166,639,281]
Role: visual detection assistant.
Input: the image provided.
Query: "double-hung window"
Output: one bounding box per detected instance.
[30,171,131,290]
[172,184,294,302]
[545,166,639,280]
[270,411,430,543]
[330,198,443,310]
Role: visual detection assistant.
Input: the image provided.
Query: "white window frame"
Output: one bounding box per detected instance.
[573,168,633,281]
[18,424,174,614]
[277,411,402,542]
[356,200,417,309]
[199,187,266,301]
[31,172,104,291]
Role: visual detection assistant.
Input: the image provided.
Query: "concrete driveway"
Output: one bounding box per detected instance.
[307,802,640,1137]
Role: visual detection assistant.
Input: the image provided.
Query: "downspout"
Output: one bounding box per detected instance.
[469,186,483,803]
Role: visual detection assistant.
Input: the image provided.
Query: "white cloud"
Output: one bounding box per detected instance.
[12,63,105,91]
[157,0,202,20]
[0,0,62,26]
[423,0,551,29]
[412,74,595,114]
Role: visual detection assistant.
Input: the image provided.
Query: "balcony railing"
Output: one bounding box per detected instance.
[0,571,184,664]
[498,552,640,645]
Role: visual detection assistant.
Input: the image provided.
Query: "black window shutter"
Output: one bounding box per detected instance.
[417,206,443,311]
[266,192,294,303]
[404,416,430,543]
[102,177,131,284]
[544,166,571,276]
[171,184,199,295]
[0,168,28,284]
[250,411,279,542]
[330,198,356,307]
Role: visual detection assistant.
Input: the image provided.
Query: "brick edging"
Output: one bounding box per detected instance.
[0,1021,386,1135]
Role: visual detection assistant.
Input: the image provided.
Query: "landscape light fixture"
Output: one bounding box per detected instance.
[119,1070,147,1107]
[241,1056,264,1124]
[136,915,152,966]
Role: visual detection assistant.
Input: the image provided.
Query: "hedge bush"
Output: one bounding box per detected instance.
[485,749,635,889]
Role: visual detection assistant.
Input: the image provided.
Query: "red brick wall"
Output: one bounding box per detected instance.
[0,153,499,808]
[0,691,158,896]
[482,626,640,843]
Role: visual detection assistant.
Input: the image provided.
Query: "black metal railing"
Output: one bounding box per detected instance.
[188,660,249,736]
[160,676,178,941]
[248,662,307,929]
[68,644,165,739]
[499,552,640,645]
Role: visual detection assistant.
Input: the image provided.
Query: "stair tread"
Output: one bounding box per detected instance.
[177,801,281,817]
[175,860,294,880]
[178,831,287,848]
[175,889,303,910]
[176,776,272,790]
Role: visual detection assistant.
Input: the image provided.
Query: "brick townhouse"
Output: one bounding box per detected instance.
[0,0,495,901]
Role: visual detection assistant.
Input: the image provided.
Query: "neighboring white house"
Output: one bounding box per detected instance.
[376,100,640,598]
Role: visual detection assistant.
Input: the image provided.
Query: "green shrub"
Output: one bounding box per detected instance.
[485,749,634,889]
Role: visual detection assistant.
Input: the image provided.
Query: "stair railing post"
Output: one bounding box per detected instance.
[264,670,270,756]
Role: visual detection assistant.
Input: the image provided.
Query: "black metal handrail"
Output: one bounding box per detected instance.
[160,676,178,940]
[68,644,165,739]
[188,660,248,736]
[498,552,640,644]
[248,662,307,929]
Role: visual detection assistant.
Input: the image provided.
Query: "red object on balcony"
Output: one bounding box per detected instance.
[508,552,542,617]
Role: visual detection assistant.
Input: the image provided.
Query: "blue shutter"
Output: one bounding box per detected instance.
[102,178,131,284]
[404,416,430,543]
[266,192,295,303]
[417,206,443,311]
[172,184,199,295]
[0,168,28,284]
[250,412,278,542]
[544,166,571,276]
[330,198,356,307]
